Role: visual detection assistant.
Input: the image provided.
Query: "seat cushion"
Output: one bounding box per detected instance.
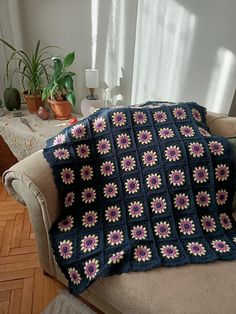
[88,260,236,314]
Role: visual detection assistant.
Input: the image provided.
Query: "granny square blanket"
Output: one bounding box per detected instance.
[44,102,236,295]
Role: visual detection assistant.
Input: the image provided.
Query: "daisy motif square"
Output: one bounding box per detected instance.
[177,123,197,139]
[68,120,89,141]
[171,105,189,121]
[126,197,148,221]
[158,241,188,265]
[54,164,77,188]
[131,109,150,126]
[171,190,194,213]
[109,109,129,129]
[118,152,138,174]
[131,243,157,268]
[209,236,236,258]
[157,240,183,265]
[135,127,154,146]
[91,114,109,136]
[105,227,126,248]
[166,166,188,190]
[139,146,159,169]
[152,217,176,241]
[206,137,229,158]
[100,179,121,201]
[95,136,114,157]
[82,254,101,281]
[105,248,127,270]
[150,108,169,125]
[66,263,83,288]
[129,222,149,242]
[72,140,94,162]
[181,239,216,262]
[176,214,200,238]
[156,125,177,142]
[79,209,100,229]
[148,193,172,217]
[184,140,206,159]
[198,211,221,235]
[54,236,77,265]
[191,104,205,123]
[161,142,183,164]
[218,211,235,231]
[99,158,117,179]
[45,144,72,165]
[194,189,213,209]
[123,175,143,197]
[144,170,165,194]
[114,130,134,152]
[104,202,124,224]
[79,231,101,255]
[190,163,210,186]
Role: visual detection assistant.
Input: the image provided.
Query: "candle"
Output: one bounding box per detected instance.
[85,69,99,88]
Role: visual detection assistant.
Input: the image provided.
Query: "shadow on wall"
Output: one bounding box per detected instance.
[206,48,236,114]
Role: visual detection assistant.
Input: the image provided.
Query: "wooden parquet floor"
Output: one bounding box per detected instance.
[0,182,64,314]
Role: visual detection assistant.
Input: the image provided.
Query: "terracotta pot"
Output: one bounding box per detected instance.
[24,93,43,113]
[48,99,72,120]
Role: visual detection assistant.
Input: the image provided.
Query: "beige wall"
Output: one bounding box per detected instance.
[1,0,236,114]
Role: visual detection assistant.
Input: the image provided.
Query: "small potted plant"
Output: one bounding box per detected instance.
[42,52,76,120]
[0,39,53,113]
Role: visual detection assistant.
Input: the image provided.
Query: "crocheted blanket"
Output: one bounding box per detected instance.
[44,102,236,295]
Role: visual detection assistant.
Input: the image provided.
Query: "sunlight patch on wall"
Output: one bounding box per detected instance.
[103,0,126,105]
[206,48,236,114]
[91,0,99,68]
[131,0,196,104]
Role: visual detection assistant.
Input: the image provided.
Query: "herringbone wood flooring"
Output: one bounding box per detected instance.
[0,182,65,314]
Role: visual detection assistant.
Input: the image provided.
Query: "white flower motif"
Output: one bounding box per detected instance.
[76,144,90,158]
[108,250,125,264]
[80,165,93,181]
[107,230,124,246]
[53,134,66,146]
[93,117,107,133]
[71,124,86,139]
[134,245,152,262]
[120,155,136,171]
[81,188,96,203]
[146,173,162,190]
[53,148,70,160]
[125,178,140,194]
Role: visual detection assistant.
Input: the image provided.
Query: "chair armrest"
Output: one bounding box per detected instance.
[207,111,236,137]
[2,150,61,277]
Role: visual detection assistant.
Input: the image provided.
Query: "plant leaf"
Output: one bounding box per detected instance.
[67,92,76,106]
[63,52,75,68]
[64,75,73,90]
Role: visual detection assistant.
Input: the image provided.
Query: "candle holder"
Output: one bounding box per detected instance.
[85,69,99,100]
[86,87,98,100]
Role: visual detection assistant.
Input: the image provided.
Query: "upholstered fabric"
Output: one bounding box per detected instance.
[3,111,236,314]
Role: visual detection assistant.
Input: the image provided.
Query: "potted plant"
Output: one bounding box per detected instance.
[42,52,76,120]
[0,39,53,113]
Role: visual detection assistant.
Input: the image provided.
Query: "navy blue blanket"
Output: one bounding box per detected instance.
[44,102,236,295]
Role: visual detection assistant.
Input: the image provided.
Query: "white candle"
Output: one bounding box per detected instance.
[85,69,99,88]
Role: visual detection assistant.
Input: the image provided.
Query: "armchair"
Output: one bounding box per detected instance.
[3,111,236,314]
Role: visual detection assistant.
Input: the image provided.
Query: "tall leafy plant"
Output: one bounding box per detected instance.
[0,39,53,95]
[42,52,76,106]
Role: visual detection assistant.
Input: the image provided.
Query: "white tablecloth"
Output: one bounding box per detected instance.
[0,105,81,160]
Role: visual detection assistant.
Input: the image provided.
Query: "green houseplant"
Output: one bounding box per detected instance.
[42,52,76,120]
[0,39,53,113]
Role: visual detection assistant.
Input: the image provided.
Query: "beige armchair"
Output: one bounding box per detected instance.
[3,112,236,314]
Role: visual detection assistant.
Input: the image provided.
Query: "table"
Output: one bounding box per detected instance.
[0,105,82,172]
